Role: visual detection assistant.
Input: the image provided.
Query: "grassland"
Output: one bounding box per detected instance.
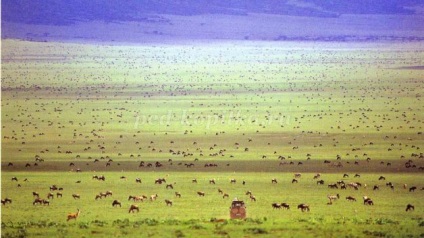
[1,39,424,237]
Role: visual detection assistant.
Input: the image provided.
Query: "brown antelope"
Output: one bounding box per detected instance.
[72,194,80,199]
[223,193,229,199]
[150,194,158,201]
[67,209,81,221]
[129,204,139,213]
[249,195,256,202]
[165,199,173,206]
[218,188,223,194]
[33,192,40,198]
[56,192,63,198]
[175,192,181,198]
[271,178,278,184]
[197,191,205,197]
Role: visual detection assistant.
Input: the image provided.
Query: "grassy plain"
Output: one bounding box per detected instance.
[1,40,424,237]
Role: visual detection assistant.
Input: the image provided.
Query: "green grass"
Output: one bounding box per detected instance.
[2,171,424,237]
[1,39,424,237]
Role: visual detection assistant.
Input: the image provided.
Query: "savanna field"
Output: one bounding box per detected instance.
[1,39,424,237]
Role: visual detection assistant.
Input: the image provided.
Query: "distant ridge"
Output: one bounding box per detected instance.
[2,0,424,42]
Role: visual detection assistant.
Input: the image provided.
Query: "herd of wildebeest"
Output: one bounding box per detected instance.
[2,166,423,221]
[1,40,423,222]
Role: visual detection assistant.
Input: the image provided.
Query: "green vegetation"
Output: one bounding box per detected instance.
[1,40,423,237]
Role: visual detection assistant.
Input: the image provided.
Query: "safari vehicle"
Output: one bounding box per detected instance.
[230,200,246,219]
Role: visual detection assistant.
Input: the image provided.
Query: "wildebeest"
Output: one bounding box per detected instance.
[317,180,324,185]
[1,198,12,205]
[129,204,139,213]
[272,203,281,209]
[409,186,417,192]
[405,204,414,212]
[112,200,121,207]
[297,204,310,212]
[271,178,278,184]
[328,184,338,189]
[346,196,356,202]
[281,203,290,210]
[197,191,205,197]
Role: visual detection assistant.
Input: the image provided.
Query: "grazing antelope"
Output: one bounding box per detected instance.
[197,191,205,197]
[405,204,414,212]
[218,188,224,194]
[129,204,139,213]
[47,193,54,200]
[150,194,158,201]
[294,173,301,178]
[33,192,40,198]
[378,176,386,181]
[313,173,321,179]
[292,179,298,183]
[106,191,113,197]
[249,195,256,202]
[192,179,197,183]
[209,179,216,184]
[175,192,181,198]
[327,194,340,202]
[245,191,252,196]
[67,209,81,221]
[271,178,278,184]
[165,199,173,206]
[166,184,174,189]
[72,194,80,199]
[112,200,121,207]
[135,178,142,183]
[134,196,145,202]
[230,179,236,184]
[272,203,281,209]
[317,180,324,185]
[223,193,229,199]
[11,177,18,181]
[57,192,63,198]
[409,186,417,192]
[297,204,310,212]
[373,185,379,191]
